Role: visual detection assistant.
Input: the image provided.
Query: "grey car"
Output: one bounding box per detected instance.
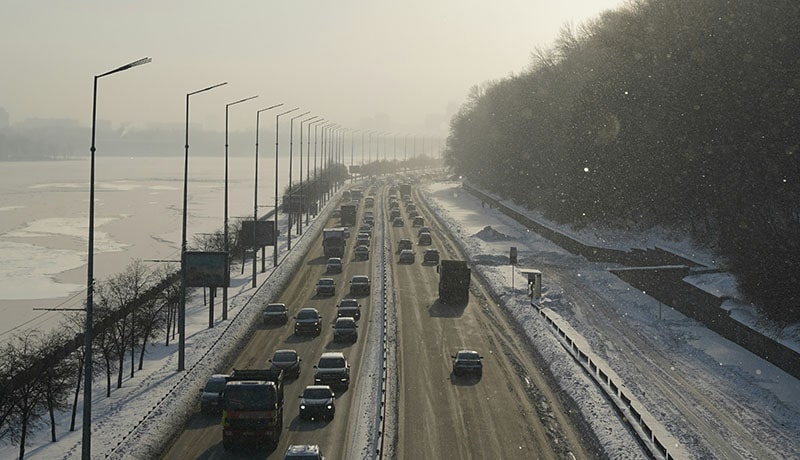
[354,245,369,261]
[349,275,371,296]
[314,352,350,389]
[326,257,343,274]
[333,317,358,343]
[398,249,415,264]
[316,278,336,296]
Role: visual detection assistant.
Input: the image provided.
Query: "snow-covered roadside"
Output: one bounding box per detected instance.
[9,177,799,459]
[7,188,378,459]
[421,180,800,459]
[422,182,649,457]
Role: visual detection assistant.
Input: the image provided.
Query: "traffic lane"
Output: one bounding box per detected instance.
[396,262,548,457]
[161,214,377,459]
[392,196,570,459]
[250,224,377,457]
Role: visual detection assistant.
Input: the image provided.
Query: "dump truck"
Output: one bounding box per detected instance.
[438,260,471,305]
[322,228,346,258]
[221,369,284,449]
[340,204,357,227]
[399,183,411,199]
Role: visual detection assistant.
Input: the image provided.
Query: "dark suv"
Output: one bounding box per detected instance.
[336,298,361,321]
[349,275,371,296]
[418,232,432,246]
[294,308,322,336]
[423,248,440,264]
[397,238,412,252]
[316,278,336,296]
[452,350,483,377]
[200,374,228,414]
[314,352,350,389]
[332,317,358,343]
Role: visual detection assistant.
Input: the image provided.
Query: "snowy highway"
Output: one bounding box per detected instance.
[422,179,800,459]
[161,179,608,459]
[9,176,798,459]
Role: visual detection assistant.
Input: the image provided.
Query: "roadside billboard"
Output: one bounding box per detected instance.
[240,220,276,247]
[184,251,229,287]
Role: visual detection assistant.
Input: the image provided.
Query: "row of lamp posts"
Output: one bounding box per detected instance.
[84,57,442,459]
[83,57,351,459]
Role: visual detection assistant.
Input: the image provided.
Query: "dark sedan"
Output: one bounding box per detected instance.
[298,385,335,421]
[269,349,301,379]
[262,303,288,325]
[452,350,483,378]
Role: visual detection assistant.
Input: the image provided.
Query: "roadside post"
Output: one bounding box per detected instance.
[510,246,518,291]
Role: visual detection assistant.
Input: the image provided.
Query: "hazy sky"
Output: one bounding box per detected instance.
[2,1,628,136]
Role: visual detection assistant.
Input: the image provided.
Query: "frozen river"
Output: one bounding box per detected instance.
[0,155,296,340]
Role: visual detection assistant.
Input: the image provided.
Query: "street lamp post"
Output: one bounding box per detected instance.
[275,107,299,266]
[316,122,332,210]
[337,127,344,189]
[84,55,151,460]
[328,124,339,198]
[375,132,380,164]
[180,81,228,373]
[320,125,328,207]
[253,103,283,287]
[350,130,359,182]
[223,95,258,320]
[287,110,310,251]
[368,131,374,166]
[361,131,365,166]
[298,115,318,235]
[326,126,334,197]
[307,118,325,224]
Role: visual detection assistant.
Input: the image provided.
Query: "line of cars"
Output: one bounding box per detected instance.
[390,183,483,382]
[199,188,386,458]
[392,196,438,265]
[201,182,479,457]
[275,294,366,343]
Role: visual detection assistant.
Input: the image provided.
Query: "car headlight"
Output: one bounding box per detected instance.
[300,404,306,410]
[327,405,333,410]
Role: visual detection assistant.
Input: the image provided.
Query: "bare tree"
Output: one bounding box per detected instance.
[92,286,119,397]
[36,330,74,442]
[101,260,154,388]
[1,332,49,459]
[135,265,178,370]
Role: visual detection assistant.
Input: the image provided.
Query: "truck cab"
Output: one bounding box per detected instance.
[221,369,284,449]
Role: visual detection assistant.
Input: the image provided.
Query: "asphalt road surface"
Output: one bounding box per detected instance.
[162,179,599,459]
